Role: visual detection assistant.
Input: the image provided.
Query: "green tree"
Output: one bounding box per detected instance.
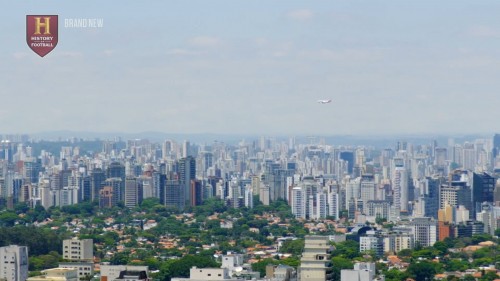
[384,268,410,281]
[280,257,300,268]
[472,234,493,245]
[140,198,161,211]
[407,261,440,281]
[332,240,361,259]
[280,239,304,256]
[110,251,131,265]
[462,275,475,281]
[331,256,353,281]
[160,255,220,280]
[445,259,468,271]
[480,271,499,281]
[0,211,19,226]
[251,258,279,277]
[433,241,449,256]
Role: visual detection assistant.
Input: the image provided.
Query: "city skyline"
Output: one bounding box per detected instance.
[3,1,500,135]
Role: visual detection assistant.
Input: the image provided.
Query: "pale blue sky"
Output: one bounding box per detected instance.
[2,1,500,135]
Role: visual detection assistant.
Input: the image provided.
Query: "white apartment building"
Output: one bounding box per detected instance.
[62,238,93,261]
[0,245,29,281]
[299,236,333,281]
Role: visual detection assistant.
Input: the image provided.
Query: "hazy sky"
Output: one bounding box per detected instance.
[2,1,500,136]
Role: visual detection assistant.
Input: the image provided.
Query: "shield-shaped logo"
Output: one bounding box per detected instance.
[26,15,58,57]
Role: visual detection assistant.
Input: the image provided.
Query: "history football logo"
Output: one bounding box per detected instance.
[26,15,58,57]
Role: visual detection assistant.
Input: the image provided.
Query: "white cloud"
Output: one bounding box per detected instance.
[287,9,314,21]
[189,36,221,48]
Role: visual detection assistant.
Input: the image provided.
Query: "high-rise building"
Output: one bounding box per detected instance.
[299,236,333,281]
[359,231,383,257]
[410,217,437,247]
[366,200,391,219]
[182,140,190,158]
[107,161,126,183]
[178,156,196,208]
[99,186,114,208]
[164,179,182,209]
[438,202,454,224]
[291,186,306,219]
[492,133,500,159]
[244,185,253,208]
[462,143,476,171]
[104,178,123,205]
[423,177,441,219]
[190,179,203,207]
[392,167,408,213]
[476,203,497,235]
[315,192,328,220]
[382,231,414,254]
[78,175,91,202]
[360,174,376,205]
[259,184,270,206]
[339,151,354,175]
[0,245,28,281]
[345,178,360,207]
[24,159,41,185]
[494,182,500,206]
[124,177,142,208]
[472,172,495,215]
[327,189,340,219]
[90,168,105,201]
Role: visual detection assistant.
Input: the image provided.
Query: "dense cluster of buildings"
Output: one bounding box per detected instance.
[0,134,500,266]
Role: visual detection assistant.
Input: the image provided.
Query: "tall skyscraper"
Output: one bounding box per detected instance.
[360,174,376,206]
[291,186,306,219]
[103,178,123,205]
[182,140,190,158]
[423,177,441,219]
[392,167,408,213]
[190,179,203,206]
[107,162,126,181]
[472,172,495,215]
[492,133,500,158]
[164,179,182,209]
[124,177,142,208]
[90,168,105,201]
[178,156,195,208]
[339,151,354,175]
[99,186,114,208]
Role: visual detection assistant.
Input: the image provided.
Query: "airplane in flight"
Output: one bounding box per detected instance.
[317,99,332,104]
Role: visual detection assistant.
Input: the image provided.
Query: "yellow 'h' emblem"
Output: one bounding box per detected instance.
[34,17,51,35]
